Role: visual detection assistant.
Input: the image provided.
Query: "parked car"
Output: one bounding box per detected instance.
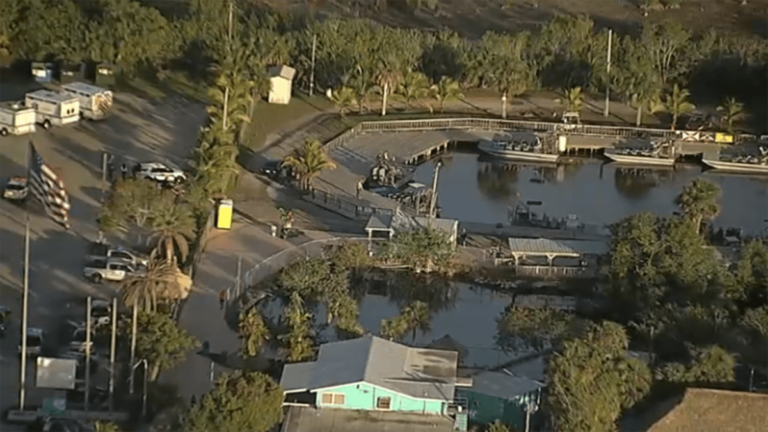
[85,243,148,268]
[19,327,46,356]
[3,176,28,202]
[134,162,186,184]
[83,258,143,283]
[260,160,281,178]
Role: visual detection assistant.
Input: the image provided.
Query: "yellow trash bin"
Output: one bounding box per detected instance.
[216,199,233,230]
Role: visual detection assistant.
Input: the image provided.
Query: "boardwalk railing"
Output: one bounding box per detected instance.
[226,237,370,301]
[304,189,396,221]
[324,117,757,151]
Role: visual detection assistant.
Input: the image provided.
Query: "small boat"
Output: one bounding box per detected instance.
[604,140,676,167]
[478,137,559,163]
[702,146,768,174]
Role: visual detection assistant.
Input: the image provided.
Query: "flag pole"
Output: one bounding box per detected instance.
[19,215,30,411]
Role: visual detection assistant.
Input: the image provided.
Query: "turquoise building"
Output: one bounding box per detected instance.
[280,335,463,415]
[457,370,545,430]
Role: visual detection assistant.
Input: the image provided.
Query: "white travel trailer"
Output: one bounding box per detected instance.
[60,82,113,120]
[24,90,80,129]
[0,101,36,136]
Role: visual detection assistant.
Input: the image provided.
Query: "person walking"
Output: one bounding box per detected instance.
[218,289,227,310]
[356,179,363,199]
[107,155,115,182]
[120,163,127,180]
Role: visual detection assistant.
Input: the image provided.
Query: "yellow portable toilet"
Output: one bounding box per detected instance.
[216,199,233,230]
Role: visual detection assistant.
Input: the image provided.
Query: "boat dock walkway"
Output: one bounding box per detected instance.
[305,129,742,222]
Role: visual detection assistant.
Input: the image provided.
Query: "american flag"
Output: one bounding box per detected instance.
[28,142,71,228]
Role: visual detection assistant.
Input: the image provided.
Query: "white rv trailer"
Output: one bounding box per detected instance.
[24,90,80,129]
[60,82,113,120]
[0,101,36,136]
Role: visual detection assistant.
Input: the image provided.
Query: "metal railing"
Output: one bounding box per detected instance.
[305,189,396,221]
[226,237,370,301]
[324,117,757,151]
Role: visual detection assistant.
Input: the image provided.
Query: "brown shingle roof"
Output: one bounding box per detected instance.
[645,388,768,432]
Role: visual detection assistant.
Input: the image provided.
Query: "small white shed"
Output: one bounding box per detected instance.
[268,65,296,105]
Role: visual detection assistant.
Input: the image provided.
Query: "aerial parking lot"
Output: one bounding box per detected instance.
[0,78,206,418]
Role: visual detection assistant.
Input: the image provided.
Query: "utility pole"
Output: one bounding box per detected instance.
[222,86,230,130]
[18,216,30,411]
[603,29,613,117]
[235,256,242,300]
[309,34,317,96]
[129,305,138,394]
[227,0,233,46]
[85,296,92,413]
[428,161,442,222]
[108,297,117,411]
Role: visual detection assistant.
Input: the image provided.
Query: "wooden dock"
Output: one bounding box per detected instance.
[306,129,741,222]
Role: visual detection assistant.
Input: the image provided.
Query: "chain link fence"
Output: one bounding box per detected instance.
[225,237,370,302]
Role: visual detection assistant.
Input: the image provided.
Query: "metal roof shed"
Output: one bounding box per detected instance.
[268,65,296,105]
[456,370,544,430]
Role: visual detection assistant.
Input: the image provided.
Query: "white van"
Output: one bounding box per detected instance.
[60,82,113,120]
[24,90,80,129]
[0,101,36,136]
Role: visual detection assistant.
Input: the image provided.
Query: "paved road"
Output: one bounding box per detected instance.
[0,90,205,424]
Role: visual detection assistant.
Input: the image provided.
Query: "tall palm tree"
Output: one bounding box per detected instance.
[430,76,464,113]
[674,179,721,233]
[375,56,401,116]
[329,86,357,118]
[280,138,337,189]
[191,143,240,197]
[148,199,195,263]
[716,97,745,133]
[396,71,430,110]
[663,84,696,131]
[119,258,180,313]
[489,63,531,119]
[562,87,584,113]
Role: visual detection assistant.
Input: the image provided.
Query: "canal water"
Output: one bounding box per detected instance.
[261,278,545,372]
[413,150,768,234]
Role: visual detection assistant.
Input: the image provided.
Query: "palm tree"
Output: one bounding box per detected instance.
[489,64,530,119]
[284,291,314,362]
[119,258,181,313]
[148,199,195,263]
[380,317,408,341]
[562,87,584,113]
[396,71,430,110]
[375,56,401,116]
[663,84,696,131]
[400,301,431,343]
[328,86,357,118]
[206,70,253,131]
[674,179,721,233]
[238,308,271,358]
[280,138,337,189]
[350,68,375,113]
[93,421,121,432]
[716,97,745,133]
[191,143,240,197]
[430,76,464,113]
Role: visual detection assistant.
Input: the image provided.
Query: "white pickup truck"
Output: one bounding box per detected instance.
[83,258,144,283]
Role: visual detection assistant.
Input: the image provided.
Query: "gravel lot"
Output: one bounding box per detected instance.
[0,87,206,422]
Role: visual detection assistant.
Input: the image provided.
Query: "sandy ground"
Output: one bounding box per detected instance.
[0,89,206,423]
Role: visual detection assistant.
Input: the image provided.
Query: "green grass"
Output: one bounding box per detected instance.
[116,70,210,103]
[243,92,333,150]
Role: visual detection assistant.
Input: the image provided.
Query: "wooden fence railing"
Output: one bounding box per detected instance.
[324,117,757,151]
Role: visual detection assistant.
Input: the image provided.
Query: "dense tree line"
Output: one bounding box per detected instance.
[1,0,766,129]
[497,178,768,431]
